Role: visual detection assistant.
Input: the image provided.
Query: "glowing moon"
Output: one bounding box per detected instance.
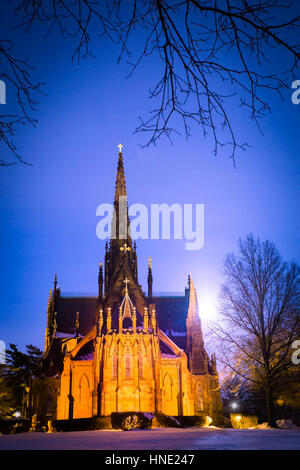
[198,293,218,321]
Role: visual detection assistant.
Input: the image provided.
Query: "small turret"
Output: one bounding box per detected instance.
[147,257,153,302]
[119,306,123,332]
[211,353,218,375]
[132,307,137,333]
[44,289,52,352]
[168,312,172,337]
[151,308,157,333]
[98,263,103,300]
[52,274,60,314]
[133,241,138,280]
[52,312,57,337]
[143,307,149,331]
[97,308,103,336]
[75,312,80,337]
[107,307,112,331]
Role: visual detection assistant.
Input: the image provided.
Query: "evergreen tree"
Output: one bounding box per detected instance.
[0,344,43,418]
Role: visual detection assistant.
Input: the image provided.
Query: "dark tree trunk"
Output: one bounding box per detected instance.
[265,385,276,427]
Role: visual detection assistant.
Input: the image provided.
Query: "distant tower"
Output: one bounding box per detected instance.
[186,274,207,374]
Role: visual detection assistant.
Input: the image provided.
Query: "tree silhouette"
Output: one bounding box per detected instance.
[215,235,299,426]
[0,343,43,418]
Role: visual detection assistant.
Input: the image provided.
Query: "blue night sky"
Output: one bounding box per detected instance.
[0,4,299,352]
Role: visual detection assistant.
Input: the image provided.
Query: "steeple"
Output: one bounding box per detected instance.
[44,289,52,352]
[114,145,127,204]
[186,274,200,326]
[111,145,130,242]
[186,274,206,374]
[104,146,137,295]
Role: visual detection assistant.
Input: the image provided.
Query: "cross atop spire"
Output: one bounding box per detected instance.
[118,143,123,154]
[123,277,130,295]
[119,277,134,320]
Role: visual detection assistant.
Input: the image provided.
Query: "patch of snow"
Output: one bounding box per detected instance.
[276,419,298,430]
[168,416,181,427]
[76,354,94,361]
[163,329,186,337]
[55,332,75,338]
[1,428,300,450]
[143,413,154,421]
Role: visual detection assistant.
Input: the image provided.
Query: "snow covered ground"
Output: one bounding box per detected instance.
[0,427,300,450]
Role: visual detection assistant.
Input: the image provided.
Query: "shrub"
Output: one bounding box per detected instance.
[151,414,182,428]
[0,419,31,435]
[230,413,258,429]
[53,416,112,432]
[121,415,141,431]
[179,415,211,427]
[111,412,153,430]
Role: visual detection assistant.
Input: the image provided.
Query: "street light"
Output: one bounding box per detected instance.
[231,402,239,411]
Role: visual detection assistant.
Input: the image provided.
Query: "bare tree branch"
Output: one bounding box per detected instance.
[1,1,299,164]
[0,39,43,165]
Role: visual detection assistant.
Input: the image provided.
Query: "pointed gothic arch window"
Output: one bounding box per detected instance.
[79,374,89,403]
[46,385,54,414]
[112,349,118,379]
[163,374,172,401]
[196,383,204,411]
[125,349,131,378]
[138,352,143,379]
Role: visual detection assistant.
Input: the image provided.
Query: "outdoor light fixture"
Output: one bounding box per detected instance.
[231,402,239,410]
[13,411,21,418]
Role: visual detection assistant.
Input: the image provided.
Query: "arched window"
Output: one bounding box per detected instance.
[125,350,131,378]
[46,386,54,414]
[79,374,89,403]
[163,374,172,401]
[197,383,204,411]
[138,352,143,379]
[112,349,118,379]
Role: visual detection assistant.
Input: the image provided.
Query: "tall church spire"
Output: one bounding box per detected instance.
[186,274,200,325]
[114,145,127,204]
[186,274,206,374]
[104,146,137,296]
[111,144,130,242]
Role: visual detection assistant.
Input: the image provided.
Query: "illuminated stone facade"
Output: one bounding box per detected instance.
[30,149,223,424]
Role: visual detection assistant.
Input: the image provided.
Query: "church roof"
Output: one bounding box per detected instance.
[52,293,189,353]
[55,296,97,336]
[153,295,188,331]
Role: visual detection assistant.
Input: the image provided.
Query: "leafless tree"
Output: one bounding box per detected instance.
[1,1,300,165]
[214,235,299,426]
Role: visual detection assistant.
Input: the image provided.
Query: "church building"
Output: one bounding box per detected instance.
[30,147,223,424]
